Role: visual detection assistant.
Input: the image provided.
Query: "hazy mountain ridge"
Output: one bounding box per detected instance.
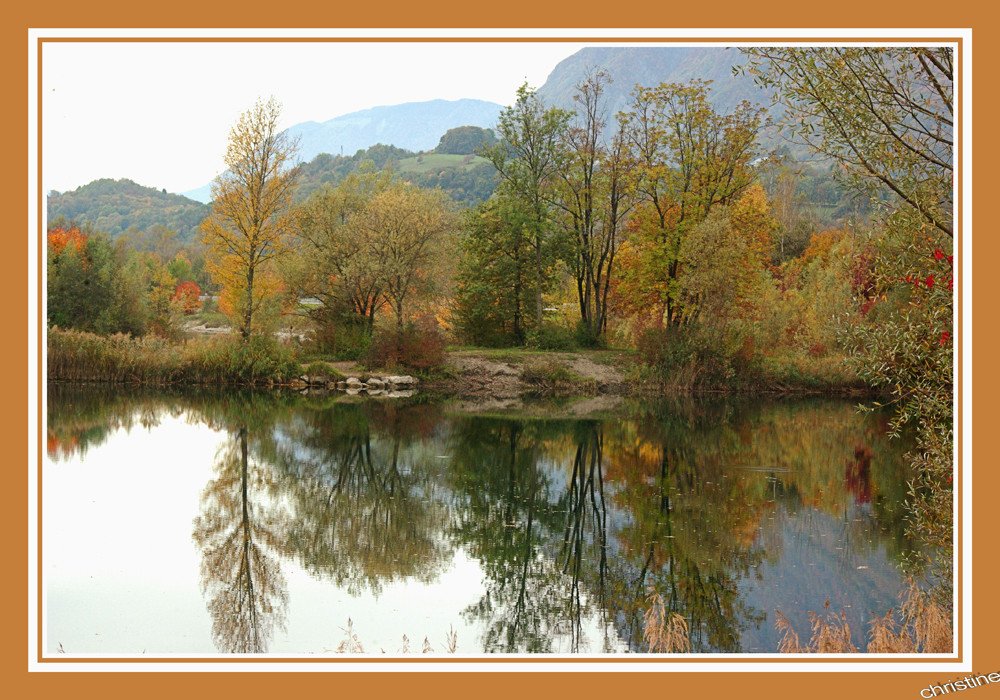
[536,46,774,122]
[181,98,504,202]
[286,98,503,163]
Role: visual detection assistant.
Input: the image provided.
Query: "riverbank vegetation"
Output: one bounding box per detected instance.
[48,71,906,393]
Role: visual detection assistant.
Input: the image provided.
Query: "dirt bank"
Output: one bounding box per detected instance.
[425,350,632,400]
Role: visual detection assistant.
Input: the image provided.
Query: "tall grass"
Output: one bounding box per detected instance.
[47,327,301,386]
[642,587,691,653]
[776,581,952,654]
[333,619,458,655]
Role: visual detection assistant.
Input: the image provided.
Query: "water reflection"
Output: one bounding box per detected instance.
[192,426,288,653]
[45,387,919,654]
[268,403,453,596]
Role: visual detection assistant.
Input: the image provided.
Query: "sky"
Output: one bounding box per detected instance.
[41,40,589,196]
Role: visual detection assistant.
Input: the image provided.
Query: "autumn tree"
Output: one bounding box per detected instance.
[618,80,766,326]
[354,182,456,331]
[678,182,777,326]
[172,281,203,315]
[201,97,299,341]
[289,164,395,342]
[484,84,571,327]
[554,70,635,343]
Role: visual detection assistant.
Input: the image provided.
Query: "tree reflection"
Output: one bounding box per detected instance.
[448,418,617,653]
[269,403,452,596]
[192,426,288,653]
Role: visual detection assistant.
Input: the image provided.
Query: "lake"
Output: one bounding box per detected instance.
[43,385,919,655]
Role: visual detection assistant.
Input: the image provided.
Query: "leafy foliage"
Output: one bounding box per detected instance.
[434,125,498,155]
[740,47,953,238]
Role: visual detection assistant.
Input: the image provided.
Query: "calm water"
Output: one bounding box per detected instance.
[43,385,918,655]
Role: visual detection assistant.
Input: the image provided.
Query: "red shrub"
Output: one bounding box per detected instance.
[172,281,202,314]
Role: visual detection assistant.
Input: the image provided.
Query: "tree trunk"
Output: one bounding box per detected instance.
[534,233,543,328]
[513,256,523,345]
[242,266,254,341]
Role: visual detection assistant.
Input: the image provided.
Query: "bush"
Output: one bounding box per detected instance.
[361,317,446,373]
[525,323,577,351]
[186,335,301,384]
[521,359,595,393]
[301,361,345,382]
[635,322,763,389]
[306,313,372,361]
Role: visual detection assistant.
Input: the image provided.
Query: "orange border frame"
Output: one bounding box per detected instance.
[9,6,987,699]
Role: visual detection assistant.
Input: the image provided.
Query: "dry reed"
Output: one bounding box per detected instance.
[643,586,691,653]
[776,580,952,654]
[334,619,459,655]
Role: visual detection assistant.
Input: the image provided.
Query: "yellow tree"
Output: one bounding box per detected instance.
[355,183,456,330]
[201,97,299,340]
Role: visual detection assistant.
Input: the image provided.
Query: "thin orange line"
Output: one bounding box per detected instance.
[34,35,964,44]
[36,34,45,665]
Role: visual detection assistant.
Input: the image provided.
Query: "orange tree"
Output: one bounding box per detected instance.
[617,80,766,327]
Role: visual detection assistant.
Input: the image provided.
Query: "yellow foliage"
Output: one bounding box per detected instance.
[200,97,298,339]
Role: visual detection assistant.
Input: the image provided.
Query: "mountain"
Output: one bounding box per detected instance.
[182,98,504,202]
[47,178,211,242]
[288,98,501,161]
[536,46,770,119]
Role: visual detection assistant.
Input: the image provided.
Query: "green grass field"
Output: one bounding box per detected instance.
[396,153,490,173]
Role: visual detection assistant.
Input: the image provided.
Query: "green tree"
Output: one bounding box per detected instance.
[454,193,542,346]
[484,84,571,327]
[435,125,498,155]
[554,70,635,343]
[47,227,148,336]
[201,97,299,341]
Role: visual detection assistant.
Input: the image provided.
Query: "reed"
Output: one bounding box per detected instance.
[642,586,691,653]
[776,581,952,654]
[47,327,301,386]
[332,619,459,655]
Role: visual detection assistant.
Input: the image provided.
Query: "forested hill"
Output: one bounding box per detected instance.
[47,179,211,242]
[295,143,497,207]
[46,139,499,239]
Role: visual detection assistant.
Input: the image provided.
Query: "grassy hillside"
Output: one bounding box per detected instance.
[397,153,490,173]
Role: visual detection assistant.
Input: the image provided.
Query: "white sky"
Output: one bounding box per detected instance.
[41,40,588,195]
